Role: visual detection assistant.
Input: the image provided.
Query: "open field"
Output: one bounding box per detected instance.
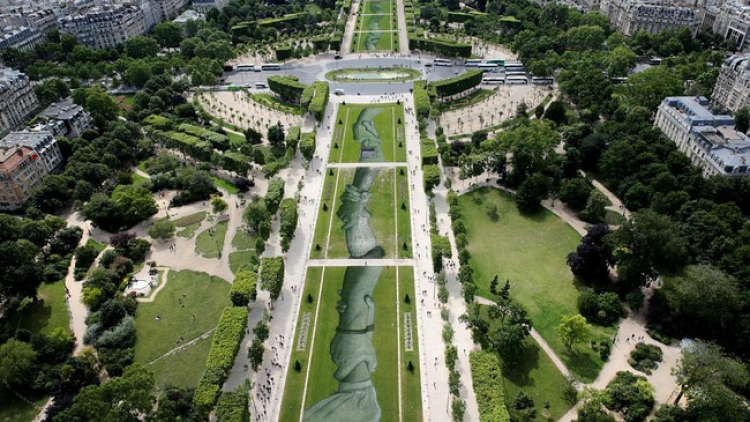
[195,221,228,258]
[147,333,214,388]
[329,103,406,164]
[6,280,70,337]
[133,269,230,387]
[458,187,613,382]
[280,266,419,421]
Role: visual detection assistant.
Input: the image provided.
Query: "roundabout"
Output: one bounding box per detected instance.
[325,66,421,82]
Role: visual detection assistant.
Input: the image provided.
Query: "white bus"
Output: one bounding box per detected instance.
[505,64,525,72]
[236,64,255,71]
[478,63,498,72]
[261,63,282,71]
[482,75,505,85]
[504,70,527,77]
[434,58,452,66]
[531,76,554,85]
[505,75,528,85]
[464,59,481,67]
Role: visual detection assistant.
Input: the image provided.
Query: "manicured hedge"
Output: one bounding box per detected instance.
[286,125,301,151]
[447,11,485,22]
[413,80,430,118]
[212,151,252,176]
[152,130,212,162]
[300,84,315,110]
[268,76,307,104]
[193,307,248,417]
[431,234,451,272]
[430,70,483,98]
[179,124,230,151]
[279,198,298,252]
[311,37,329,51]
[260,257,284,300]
[230,270,257,306]
[143,114,173,130]
[330,34,343,52]
[275,46,293,61]
[423,164,441,193]
[470,351,510,422]
[308,81,329,122]
[265,178,285,215]
[299,131,316,160]
[408,37,472,57]
[258,13,304,28]
[215,385,249,422]
[421,138,438,165]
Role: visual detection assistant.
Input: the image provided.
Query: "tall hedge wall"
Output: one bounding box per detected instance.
[421,138,438,165]
[279,198,298,252]
[215,384,249,422]
[265,178,285,215]
[299,131,316,160]
[413,80,430,118]
[430,70,483,98]
[260,257,285,300]
[268,76,307,104]
[308,81,330,122]
[230,270,257,306]
[470,351,511,422]
[408,37,472,57]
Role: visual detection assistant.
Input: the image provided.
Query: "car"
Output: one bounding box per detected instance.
[335,55,342,60]
[334,89,345,95]
[424,63,432,67]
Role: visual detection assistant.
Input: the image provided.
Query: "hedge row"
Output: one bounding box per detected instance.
[299,131,316,160]
[421,138,438,165]
[215,384,249,422]
[276,46,293,61]
[265,178,285,215]
[260,257,285,300]
[470,351,511,422]
[309,81,330,122]
[408,37,472,58]
[423,164,440,193]
[193,307,248,417]
[286,125,301,151]
[279,198,298,253]
[311,37,330,51]
[230,270,258,306]
[413,80,430,118]
[144,114,173,130]
[258,13,304,28]
[178,123,230,151]
[154,130,213,162]
[268,75,307,103]
[447,190,470,267]
[214,151,252,176]
[430,70,483,98]
[431,234,451,272]
[447,11,486,22]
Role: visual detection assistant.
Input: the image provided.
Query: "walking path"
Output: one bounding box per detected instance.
[340,0,361,54]
[395,0,409,55]
[328,161,406,168]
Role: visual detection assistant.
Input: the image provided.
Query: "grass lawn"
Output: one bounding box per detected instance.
[232,227,256,251]
[0,387,48,422]
[175,212,206,239]
[195,221,228,258]
[478,305,573,419]
[86,238,106,253]
[399,267,422,421]
[134,270,230,378]
[6,280,70,336]
[329,104,406,164]
[226,130,246,148]
[438,89,495,112]
[313,168,409,259]
[396,168,412,258]
[353,30,395,52]
[458,187,612,382]
[310,168,339,259]
[148,333,214,388]
[136,160,149,174]
[251,93,303,115]
[210,176,240,194]
[131,173,150,186]
[358,13,392,31]
[281,266,400,421]
[229,250,258,274]
[361,0,392,14]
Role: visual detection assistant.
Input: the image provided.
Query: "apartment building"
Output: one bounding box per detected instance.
[30,98,91,139]
[0,131,61,211]
[58,5,147,49]
[0,67,38,136]
[600,0,700,36]
[711,53,750,114]
[192,0,230,13]
[0,26,44,51]
[655,96,750,177]
[712,0,750,49]
[0,9,59,34]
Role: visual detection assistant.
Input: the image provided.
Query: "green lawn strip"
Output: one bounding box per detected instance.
[353,31,395,52]
[327,169,398,258]
[7,280,70,336]
[302,266,399,421]
[329,106,349,164]
[133,270,230,365]
[394,105,407,162]
[231,228,256,251]
[362,0,392,14]
[226,130,246,148]
[195,221,228,258]
[175,212,207,227]
[361,14,392,31]
[229,250,258,274]
[396,168,412,258]
[458,187,611,382]
[399,267,422,422]
[310,168,340,259]
[210,176,240,194]
[251,93,303,115]
[0,387,48,422]
[148,333,214,388]
[279,267,323,421]
[479,305,572,420]
[438,89,495,112]
[86,238,106,253]
[136,160,149,174]
[333,104,402,163]
[131,173,150,186]
[324,169,355,258]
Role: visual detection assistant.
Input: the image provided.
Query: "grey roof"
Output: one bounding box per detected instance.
[662,96,735,127]
[38,98,84,121]
[0,131,54,149]
[693,125,750,171]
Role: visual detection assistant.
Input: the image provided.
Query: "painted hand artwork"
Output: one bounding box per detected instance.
[303,109,386,422]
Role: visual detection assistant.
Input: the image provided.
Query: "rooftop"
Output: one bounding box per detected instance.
[661,96,735,127]
[38,98,84,121]
[693,125,750,172]
[174,9,204,23]
[0,145,32,172]
[0,131,53,149]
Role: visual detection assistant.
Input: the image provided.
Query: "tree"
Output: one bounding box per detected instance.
[148,219,176,240]
[124,36,159,59]
[559,178,592,209]
[267,123,286,149]
[543,100,566,125]
[74,87,120,128]
[248,339,264,370]
[152,22,183,48]
[735,106,750,134]
[516,174,550,213]
[579,190,608,223]
[606,45,637,77]
[125,60,152,88]
[556,314,590,350]
[211,197,228,214]
[619,66,683,111]
[0,339,37,387]
[244,127,262,144]
[490,301,532,362]
[603,371,654,422]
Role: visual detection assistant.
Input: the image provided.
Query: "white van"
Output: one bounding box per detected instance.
[334,89,345,95]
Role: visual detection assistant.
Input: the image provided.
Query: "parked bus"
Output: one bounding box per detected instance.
[505,75,528,84]
[531,76,554,85]
[482,75,505,84]
[478,63,498,72]
[504,70,527,77]
[464,59,482,67]
[434,58,452,66]
[236,64,255,71]
[505,64,525,72]
[486,58,505,66]
[261,64,282,71]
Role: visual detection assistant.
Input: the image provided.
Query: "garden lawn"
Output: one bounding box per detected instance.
[310,168,340,259]
[133,270,230,380]
[148,333,214,388]
[7,280,70,336]
[229,228,257,274]
[0,388,48,422]
[131,173,150,186]
[438,89,495,112]
[175,212,206,239]
[329,104,406,164]
[86,238,106,253]
[353,30,395,52]
[359,13,392,31]
[226,130,246,148]
[232,227,256,251]
[396,168,412,258]
[229,250,258,274]
[251,93,303,115]
[399,267,422,421]
[458,187,612,382]
[362,0,392,14]
[211,176,240,194]
[195,221,228,258]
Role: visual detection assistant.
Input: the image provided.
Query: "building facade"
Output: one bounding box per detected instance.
[30,98,91,139]
[0,9,59,34]
[600,0,700,36]
[58,5,147,49]
[655,96,750,177]
[0,131,61,210]
[0,26,44,51]
[712,0,750,49]
[0,67,38,136]
[192,0,230,13]
[711,53,750,114]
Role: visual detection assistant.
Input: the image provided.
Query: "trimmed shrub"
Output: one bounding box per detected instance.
[267,76,307,104]
[423,164,441,193]
[408,37,472,57]
[230,270,258,306]
[413,80,430,118]
[265,178,285,215]
[430,70,483,98]
[421,139,438,165]
[299,131,316,160]
[215,383,249,422]
[308,81,330,122]
[279,198,298,252]
[470,351,511,422]
[260,257,284,300]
